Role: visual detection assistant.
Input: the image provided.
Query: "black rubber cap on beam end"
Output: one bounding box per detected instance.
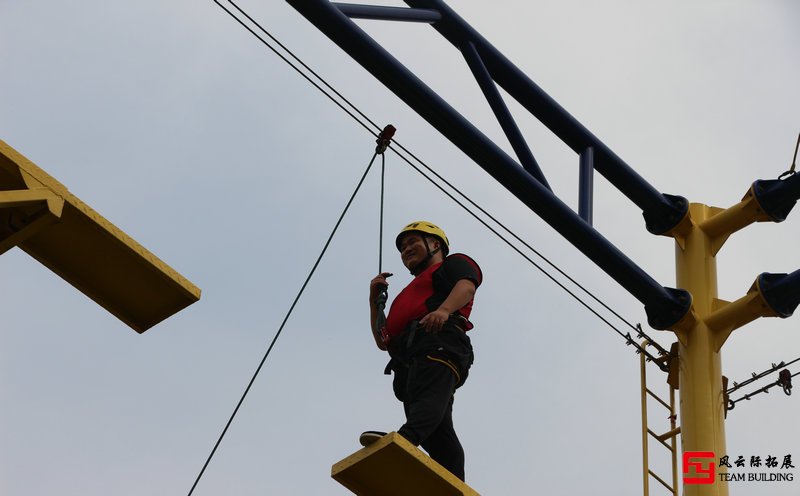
[759,272,800,318]
[645,287,693,331]
[752,179,798,223]
[643,194,690,236]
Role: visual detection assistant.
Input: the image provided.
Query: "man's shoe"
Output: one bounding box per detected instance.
[359,431,387,447]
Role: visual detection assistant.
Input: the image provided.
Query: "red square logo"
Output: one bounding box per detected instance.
[683,451,715,484]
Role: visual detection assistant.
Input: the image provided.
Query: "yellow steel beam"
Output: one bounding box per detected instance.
[0,188,64,255]
[706,280,779,351]
[698,188,772,255]
[0,188,64,211]
[0,139,200,333]
[331,432,480,496]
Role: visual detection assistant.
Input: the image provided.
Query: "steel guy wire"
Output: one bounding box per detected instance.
[727,369,798,411]
[212,0,379,137]
[387,146,669,370]
[221,0,383,134]
[727,356,800,394]
[211,0,672,363]
[390,140,671,358]
[220,0,645,338]
[725,357,800,412]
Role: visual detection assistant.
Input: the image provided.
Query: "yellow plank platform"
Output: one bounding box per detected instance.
[0,139,200,332]
[332,432,480,496]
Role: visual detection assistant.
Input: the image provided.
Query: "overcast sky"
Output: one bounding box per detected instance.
[1,1,799,495]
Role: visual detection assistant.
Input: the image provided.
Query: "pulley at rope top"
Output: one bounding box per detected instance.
[375,125,396,154]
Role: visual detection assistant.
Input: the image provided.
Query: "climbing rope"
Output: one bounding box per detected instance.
[186,145,383,496]
[373,125,396,345]
[375,125,396,273]
[379,154,386,272]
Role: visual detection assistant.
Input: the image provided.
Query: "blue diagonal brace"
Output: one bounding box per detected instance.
[405,0,687,234]
[461,41,550,190]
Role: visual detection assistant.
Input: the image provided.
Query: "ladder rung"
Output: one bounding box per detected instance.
[648,469,675,493]
[645,388,672,410]
[656,426,681,442]
[647,428,676,452]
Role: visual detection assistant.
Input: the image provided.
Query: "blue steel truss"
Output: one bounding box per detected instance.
[286,0,800,327]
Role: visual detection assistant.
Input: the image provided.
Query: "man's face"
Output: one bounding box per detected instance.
[398,233,439,270]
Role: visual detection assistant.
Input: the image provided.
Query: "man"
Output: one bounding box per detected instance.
[364,221,482,481]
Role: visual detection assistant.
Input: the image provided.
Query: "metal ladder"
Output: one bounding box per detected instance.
[640,341,680,495]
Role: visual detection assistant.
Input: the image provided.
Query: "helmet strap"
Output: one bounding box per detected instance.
[408,237,442,275]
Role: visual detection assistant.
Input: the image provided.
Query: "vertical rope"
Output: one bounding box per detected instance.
[374,124,395,272]
[379,153,386,273]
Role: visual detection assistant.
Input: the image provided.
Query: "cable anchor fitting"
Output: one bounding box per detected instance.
[778,369,793,396]
[375,124,396,154]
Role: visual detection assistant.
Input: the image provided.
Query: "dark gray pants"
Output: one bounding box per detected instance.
[393,353,466,480]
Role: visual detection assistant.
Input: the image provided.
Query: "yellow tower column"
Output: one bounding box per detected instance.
[674,203,727,496]
[668,188,784,494]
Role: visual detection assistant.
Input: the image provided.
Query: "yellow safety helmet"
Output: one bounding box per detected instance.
[395,221,450,256]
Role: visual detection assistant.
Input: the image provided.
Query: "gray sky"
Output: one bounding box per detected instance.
[1,1,799,495]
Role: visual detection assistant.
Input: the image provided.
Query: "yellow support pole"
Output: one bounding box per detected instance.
[673,204,728,495]
[667,197,784,495]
